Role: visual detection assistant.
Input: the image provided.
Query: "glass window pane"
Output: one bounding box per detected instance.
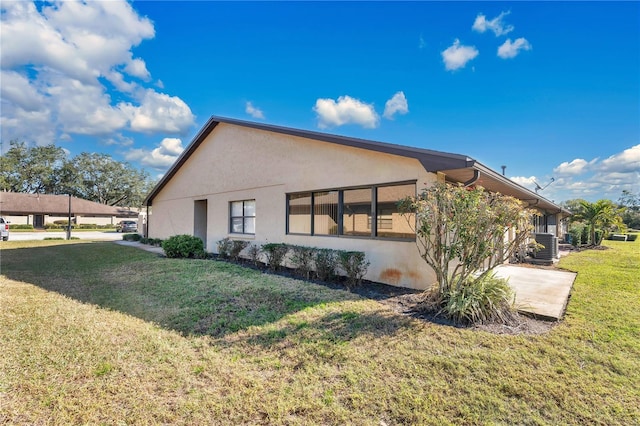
[231,201,243,217]
[288,193,311,234]
[244,200,256,217]
[343,188,372,236]
[376,184,416,239]
[231,217,244,233]
[313,191,339,235]
[244,217,255,234]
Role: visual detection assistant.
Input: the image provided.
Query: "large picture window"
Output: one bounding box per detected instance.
[376,184,416,239]
[287,182,415,240]
[288,193,311,234]
[230,200,255,234]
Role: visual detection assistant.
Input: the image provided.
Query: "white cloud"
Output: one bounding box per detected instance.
[510,176,538,190]
[472,11,514,36]
[497,38,532,59]
[313,95,380,129]
[125,138,185,170]
[0,69,46,112]
[554,158,594,175]
[383,91,409,120]
[0,0,193,144]
[441,39,479,71]
[126,90,195,133]
[125,58,151,81]
[245,101,265,119]
[599,144,640,173]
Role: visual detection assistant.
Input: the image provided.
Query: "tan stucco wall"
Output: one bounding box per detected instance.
[149,123,438,289]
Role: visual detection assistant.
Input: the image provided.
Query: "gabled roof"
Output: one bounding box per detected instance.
[0,192,138,217]
[145,116,569,216]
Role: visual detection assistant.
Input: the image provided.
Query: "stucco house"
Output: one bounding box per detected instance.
[0,192,138,228]
[144,116,569,289]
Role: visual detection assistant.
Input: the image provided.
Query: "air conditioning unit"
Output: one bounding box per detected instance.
[535,233,558,260]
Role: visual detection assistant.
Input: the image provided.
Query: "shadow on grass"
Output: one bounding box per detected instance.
[0,242,414,340]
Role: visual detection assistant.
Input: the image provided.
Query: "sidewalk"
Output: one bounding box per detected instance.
[114,240,165,256]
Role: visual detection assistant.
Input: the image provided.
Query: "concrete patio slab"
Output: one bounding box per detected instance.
[494,265,577,320]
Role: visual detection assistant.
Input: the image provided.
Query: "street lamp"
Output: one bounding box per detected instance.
[67,193,71,240]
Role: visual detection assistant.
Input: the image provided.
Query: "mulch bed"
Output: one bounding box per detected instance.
[213,255,558,335]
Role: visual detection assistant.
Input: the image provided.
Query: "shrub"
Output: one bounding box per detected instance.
[122,233,142,242]
[262,243,289,271]
[78,224,97,229]
[44,237,65,240]
[290,245,316,279]
[441,273,516,325]
[150,238,163,246]
[314,248,337,282]
[247,244,262,266]
[569,226,582,247]
[9,224,34,230]
[139,237,150,244]
[580,225,590,245]
[162,234,206,259]
[230,240,249,261]
[217,237,233,259]
[337,250,370,288]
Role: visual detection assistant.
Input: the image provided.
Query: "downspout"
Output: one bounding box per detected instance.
[463,169,480,187]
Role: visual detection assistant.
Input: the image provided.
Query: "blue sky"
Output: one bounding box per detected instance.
[1,1,638,203]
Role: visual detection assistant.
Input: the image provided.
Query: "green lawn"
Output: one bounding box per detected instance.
[1,240,638,425]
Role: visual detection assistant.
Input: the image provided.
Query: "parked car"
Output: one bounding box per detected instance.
[0,217,9,241]
[117,220,138,233]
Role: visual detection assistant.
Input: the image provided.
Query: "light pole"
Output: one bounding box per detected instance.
[67,194,72,240]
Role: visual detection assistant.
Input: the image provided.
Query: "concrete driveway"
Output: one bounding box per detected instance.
[494,265,577,320]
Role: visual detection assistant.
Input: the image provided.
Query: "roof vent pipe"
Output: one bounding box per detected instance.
[463,169,480,187]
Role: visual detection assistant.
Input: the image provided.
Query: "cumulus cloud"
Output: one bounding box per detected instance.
[245,101,265,119]
[472,11,514,36]
[0,0,193,145]
[441,39,479,71]
[383,91,409,120]
[313,95,380,129]
[126,90,194,133]
[510,176,538,190]
[599,144,640,173]
[125,138,185,170]
[497,38,532,59]
[554,158,595,176]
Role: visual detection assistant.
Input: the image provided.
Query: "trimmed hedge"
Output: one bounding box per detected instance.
[9,224,34,230]
[162,234,206,259]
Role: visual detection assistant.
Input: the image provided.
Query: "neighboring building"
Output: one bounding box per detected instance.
[144,116,570,289]
[0,192,138,227]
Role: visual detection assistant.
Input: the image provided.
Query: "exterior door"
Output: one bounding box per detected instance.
[194,200,208,249]
[34,215,44,229]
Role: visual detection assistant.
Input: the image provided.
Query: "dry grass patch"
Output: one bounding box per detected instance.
[1,240,638,424]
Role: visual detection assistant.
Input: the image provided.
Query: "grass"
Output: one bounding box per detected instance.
[1,239,638,424]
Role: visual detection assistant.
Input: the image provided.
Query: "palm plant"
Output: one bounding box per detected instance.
[573,200,624,245]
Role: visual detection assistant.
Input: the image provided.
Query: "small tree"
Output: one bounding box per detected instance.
[399,183,534,311]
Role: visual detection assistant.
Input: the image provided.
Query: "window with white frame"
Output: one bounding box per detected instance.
[230,200,255,234]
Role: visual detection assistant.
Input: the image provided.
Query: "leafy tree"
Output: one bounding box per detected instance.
[572,199,624,245]
[1,140,155,208]
[0,140,67,193]
[618,190,640,229]
[61,152,153,207]
[399,183,534,306]
[560,198,588,214]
